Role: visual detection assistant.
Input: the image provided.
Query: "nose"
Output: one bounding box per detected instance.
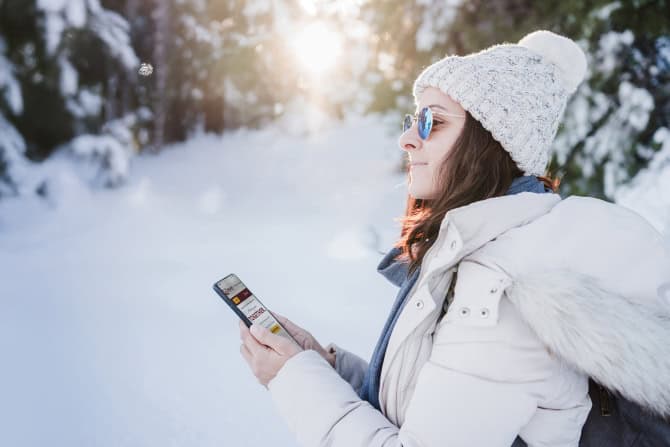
[398,125,423,153]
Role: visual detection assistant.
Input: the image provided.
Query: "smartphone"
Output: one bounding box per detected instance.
[213,273,298,345]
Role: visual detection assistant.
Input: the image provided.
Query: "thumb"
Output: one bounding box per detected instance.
[273,314,305,338]
[274,313,298,332]
[273,312,294,327]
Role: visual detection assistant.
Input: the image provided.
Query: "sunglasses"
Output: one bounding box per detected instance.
[403,106,466,140]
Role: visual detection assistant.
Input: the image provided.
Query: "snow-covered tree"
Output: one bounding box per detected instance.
[0,0,142,196]
[0,36,27,196]
[553,3,670,200]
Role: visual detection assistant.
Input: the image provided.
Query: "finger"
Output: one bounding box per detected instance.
[250,323,289,354]
[240,320,253,342]
[244,325,275,355]
[270,316,307,350]
[239,319,251,336]
[240,322,265,353]
[273,313,299,332]
[273,312,289,325]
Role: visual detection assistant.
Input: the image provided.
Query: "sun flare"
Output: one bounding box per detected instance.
[289,22,343,75]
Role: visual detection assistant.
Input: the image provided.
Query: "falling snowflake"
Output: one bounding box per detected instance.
[138,63,154,77]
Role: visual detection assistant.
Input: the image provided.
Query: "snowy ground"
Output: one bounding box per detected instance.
[1,114,668,446]
[0,114,408,446]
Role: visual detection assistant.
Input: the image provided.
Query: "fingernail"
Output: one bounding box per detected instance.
[250,324,261,334]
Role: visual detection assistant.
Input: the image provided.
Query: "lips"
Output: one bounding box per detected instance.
[410,162,428,166]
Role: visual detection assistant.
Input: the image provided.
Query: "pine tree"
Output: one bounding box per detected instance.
[0,34,27,196]
[0,0,141,194]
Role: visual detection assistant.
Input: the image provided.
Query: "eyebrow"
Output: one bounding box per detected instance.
[428,104,450,112]
[416,104,463,116]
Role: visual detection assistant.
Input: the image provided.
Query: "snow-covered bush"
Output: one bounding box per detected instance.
[56,108,152,188]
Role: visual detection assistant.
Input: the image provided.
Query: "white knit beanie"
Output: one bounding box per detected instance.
[412,30,587,176]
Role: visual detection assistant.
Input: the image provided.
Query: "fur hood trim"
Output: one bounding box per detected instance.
[507,267,670,418]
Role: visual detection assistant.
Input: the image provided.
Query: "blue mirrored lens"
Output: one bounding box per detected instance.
[418,107,432,140]
[403,114,413,132]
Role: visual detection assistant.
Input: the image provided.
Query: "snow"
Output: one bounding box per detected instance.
[658,36,670,70]
[182,14,221,46]
[596,30,634,76]
[59,57,79,96]
[592,1,622,20]
[68,133,131,187]
[0,38,23,115]
[66,88,103,117]
[0,113,407,446]
[36,0,138,69]
[377,51,395,77]
[616,127,670,234]
[618,81,654,132]
[242,0,273,19]
[39,5,67,55]
[89,9,139,69]
[37,0,68,12]
[64,0,87,28]
[554,33,660,201]
[415,0,462,52]
[0,114,28,196]
[1,111,668,446]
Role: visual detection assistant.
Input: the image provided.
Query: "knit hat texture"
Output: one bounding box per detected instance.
[412,30,587,176]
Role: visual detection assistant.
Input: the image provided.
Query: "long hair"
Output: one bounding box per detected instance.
[394,111,561,276]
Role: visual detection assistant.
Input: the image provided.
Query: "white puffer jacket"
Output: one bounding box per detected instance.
[267,191,670,447]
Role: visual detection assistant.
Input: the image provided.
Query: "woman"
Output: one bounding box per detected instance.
[238,30,670,446]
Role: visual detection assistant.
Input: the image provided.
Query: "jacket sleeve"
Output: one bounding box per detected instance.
[267,349,406,446]
[325,342,369,393]
[266,297,563,446]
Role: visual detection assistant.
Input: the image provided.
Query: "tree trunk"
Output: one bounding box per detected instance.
[151,0,169,152]
[121,0,139,117]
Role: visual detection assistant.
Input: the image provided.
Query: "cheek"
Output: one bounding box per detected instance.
[426,139,454,164]
[436,126,463,155]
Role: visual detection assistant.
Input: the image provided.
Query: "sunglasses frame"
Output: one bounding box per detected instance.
[403,106,466,140]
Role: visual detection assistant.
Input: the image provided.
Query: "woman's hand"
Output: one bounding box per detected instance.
[239,319,303,388]
[272,313,336,368]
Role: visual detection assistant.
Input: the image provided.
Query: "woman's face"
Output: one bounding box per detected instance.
[398,87,466,200]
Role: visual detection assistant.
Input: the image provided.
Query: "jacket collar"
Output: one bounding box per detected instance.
[376,247,407,287]
[377,191,562,287]
[444,191,561,259]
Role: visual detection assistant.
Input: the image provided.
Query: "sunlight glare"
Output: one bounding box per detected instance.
[289,22,343,75]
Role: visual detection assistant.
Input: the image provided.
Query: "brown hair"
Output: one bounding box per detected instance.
[394,111,561,276]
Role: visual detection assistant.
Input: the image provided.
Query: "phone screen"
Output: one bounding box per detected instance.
[213,273,297,344]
